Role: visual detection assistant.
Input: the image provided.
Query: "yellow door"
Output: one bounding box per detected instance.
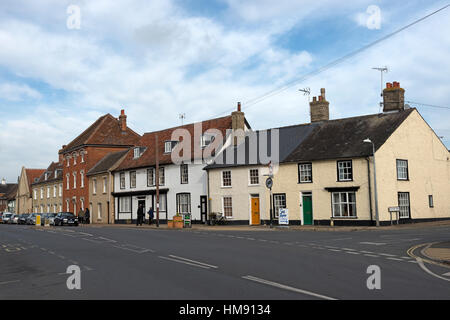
[251,197,260,225]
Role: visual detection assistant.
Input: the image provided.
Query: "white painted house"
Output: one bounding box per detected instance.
[112,106,250,224]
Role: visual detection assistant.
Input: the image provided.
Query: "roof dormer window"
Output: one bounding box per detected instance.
[201,133,215,148]
[165,141,178,153]
[44,172,49,181]
[133,147,146,159]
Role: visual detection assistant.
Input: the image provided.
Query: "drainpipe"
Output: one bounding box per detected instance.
[206,169,211,225]
[366,157,373,223]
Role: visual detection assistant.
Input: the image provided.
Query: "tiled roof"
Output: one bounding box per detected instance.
[115,115,236,171]
[87,150,129,176]
[0,183,17,199]
[32,162,63,185]
[25,169,46,190]
[60,113,141,153]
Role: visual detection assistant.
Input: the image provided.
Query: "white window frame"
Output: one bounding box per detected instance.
[159,167,165,186]
[396,159,409,180]
[120,172,125,189]
[222,196,233,218]
[59,184,62,197]
[180,164,189,184]
[119,197,131,213]
[398,192,410,219]
[66,174,70,190]
[40,187,44,199]
[130,171,136,189]
[80,170,84,188]
[337,160,353,182]
[147,168,155,186]
[133,147,140,159]
[249,169,259,186]
[73,172,77,189]
[103,177,107,194]
[222,170,231,187]
[273,194,286,218]
[298,163,313,183]
[93,178,97,195]
[176,193,191,214]
[34,189,37,200]
[53,185,57,198]
[164,141,172,153]
[332,191,357,218]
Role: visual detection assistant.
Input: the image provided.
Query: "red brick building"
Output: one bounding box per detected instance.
[59,110,140,215]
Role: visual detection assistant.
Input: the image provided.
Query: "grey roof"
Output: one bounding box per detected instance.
[0,184,17,198]
[205,108,415,169]
[87,150,129,176]
[284,108,414,162]
[204,123,319,169]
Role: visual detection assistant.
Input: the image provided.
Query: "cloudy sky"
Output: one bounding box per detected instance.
[0,0,449,182]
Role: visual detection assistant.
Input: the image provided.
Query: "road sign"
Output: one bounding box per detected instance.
[279,208,289,225]
[265,177,273,189]
[388,206,400,212]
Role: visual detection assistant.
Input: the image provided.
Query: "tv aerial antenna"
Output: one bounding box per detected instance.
[179,113,186,125]
[298,87,310,97]
[372,66,388,112]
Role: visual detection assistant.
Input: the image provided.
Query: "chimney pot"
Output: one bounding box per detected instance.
[383,81,405,112]
[237,102,241,112]
[310,89,329,122]
[121,109,125,116]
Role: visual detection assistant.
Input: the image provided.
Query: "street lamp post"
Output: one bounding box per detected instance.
[363,138,380,227]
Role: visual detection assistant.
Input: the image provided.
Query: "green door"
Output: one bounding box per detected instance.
[302,195,313,225]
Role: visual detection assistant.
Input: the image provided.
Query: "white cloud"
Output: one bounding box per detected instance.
[0,83,42,101]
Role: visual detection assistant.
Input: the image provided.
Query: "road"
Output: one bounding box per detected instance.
[1,224,449,299]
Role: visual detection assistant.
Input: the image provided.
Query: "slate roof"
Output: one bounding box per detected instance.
[204,122,319,169]
[87,150,129,176]
[32,162,63,186]
[60,114,141,154]
[114,115,243,171]
[284,108,415,162]
[205,108,415,169]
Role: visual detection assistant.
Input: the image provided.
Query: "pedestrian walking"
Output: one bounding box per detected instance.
[148,207,154,225]
[136,204,144,226]
[78,208,85,224]
[85,207,90,224]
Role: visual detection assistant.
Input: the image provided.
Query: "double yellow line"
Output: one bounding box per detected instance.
[407,242,450,269]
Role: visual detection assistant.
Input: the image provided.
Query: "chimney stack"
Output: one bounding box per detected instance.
[310,88,329,122]
[383,82,405,112]
[119,109,127,132]
[231,102,245,146]
[1,178,6,185]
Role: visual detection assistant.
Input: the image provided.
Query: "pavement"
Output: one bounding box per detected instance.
[1,223,450,299]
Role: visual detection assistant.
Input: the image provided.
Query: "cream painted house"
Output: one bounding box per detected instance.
[31,162,63,214]
[16,167,45,214]
[86,150,129,224]
[206,83,450,226]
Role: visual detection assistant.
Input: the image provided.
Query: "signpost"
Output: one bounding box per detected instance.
[388,206,400,225]
[183,214,192,228]
[279,208,289,226]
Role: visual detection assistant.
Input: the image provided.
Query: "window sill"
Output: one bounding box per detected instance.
[298,181,313,184]
[221,186,232,189]
[337,180,353,182]
[397,179,409,181]
[331,216,358,219]
[248,184,260,187]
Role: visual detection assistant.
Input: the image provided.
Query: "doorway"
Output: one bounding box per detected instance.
[200,196,207,223]
[302,193,313,225]
[251,195,260,225]
[138,199,146,222]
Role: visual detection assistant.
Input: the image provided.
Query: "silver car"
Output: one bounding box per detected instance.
[9,214,19,224]
[2,213,13,224]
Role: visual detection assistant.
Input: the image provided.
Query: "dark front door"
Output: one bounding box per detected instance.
[138,200,145,222]
[302,195,313,225]
[200,196,207,223]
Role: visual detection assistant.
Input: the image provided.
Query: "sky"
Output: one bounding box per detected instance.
[0,0,449,182]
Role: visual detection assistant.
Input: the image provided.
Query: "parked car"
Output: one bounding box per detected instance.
[8,214,19,224]
[2,213,13,224]
[26,213,42,225]
[54,212,79,226]
[41,213,57,226]
[18,214,30,225]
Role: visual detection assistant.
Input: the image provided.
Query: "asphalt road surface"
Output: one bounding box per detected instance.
[1,224,449,300]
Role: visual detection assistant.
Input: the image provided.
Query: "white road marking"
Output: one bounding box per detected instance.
[359,242,387,246]
[360,251,375,254]
[98,237,117,243]
[247,238,255,241]
[442,272,450,277]
[329,249,341,252]
[40,248,47,251]
[416,258,450,282]
[83,266,94,271]
[379,253,397,257]
[0,280,20,285]
[57,255,65,259]
[78,232,93,237]
[341,248,357,251]
[364,254,380,258]
[387,257,404,261]
[401,256,413,259]
[168,255,218,269]
[242,275,337,300]
[345,251,360,255]
[159,256,210,269]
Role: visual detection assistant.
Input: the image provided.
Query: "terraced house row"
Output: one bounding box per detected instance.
[10,82,450,226]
